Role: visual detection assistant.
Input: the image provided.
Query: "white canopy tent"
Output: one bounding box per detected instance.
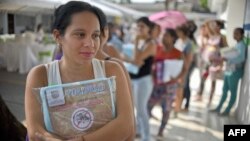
[63,0,123,17]
[96,0,146,20]
[0,0,61,15]
[0,0,124,33]
[0,0,123,17]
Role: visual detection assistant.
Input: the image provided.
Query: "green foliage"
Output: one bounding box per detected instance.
[200,0,208,9]
[42,34,55,45]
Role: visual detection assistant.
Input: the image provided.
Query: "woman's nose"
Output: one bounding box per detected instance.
[84,36,94,48]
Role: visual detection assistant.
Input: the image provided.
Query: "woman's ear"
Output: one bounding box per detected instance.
[53,29,62,45]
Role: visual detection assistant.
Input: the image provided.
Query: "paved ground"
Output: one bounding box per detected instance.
[0,68,238,141]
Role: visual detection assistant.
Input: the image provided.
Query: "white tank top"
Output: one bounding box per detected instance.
[44,58,106,85]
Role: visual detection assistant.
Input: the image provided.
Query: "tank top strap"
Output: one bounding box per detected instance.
[44,60,62,86]
[92,58,106,78]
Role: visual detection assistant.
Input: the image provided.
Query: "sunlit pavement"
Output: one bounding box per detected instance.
[0,68,239,141]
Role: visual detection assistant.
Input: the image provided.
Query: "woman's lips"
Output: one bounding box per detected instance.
[79,52,94,58]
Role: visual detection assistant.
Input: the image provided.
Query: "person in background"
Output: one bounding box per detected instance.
[195,24,209,101]
[147,29,187,138]
[198,20,227,106]
[147,23,162,120]
[35,23,45,43]
[174,24,193,115]
[212,27,246,116]
[130,17,156,141]
[107,22,124,53]
[182,21,197,111]
[25,1,134,141]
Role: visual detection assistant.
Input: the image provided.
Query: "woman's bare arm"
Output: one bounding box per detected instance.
[134,41,156,63]
[25,65,59,141]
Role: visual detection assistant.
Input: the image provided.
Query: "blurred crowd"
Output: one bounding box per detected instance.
[52,17,246,140]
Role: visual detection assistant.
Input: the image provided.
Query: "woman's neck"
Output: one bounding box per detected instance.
[181,36,187,41]
[164,44,174,51]
[59,57,93,82]
[138,34,149,40]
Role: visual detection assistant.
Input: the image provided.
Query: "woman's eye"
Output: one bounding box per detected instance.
[75,33,85,38]
[92,34,100,39]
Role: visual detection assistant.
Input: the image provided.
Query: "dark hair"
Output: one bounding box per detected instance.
[94,6,107,34]
[176,24,189,36]
[136,17,154,33]
[52,1,106,35]
[165,28,178,43]
[235,27,244,35]
[215,20,225,29]
[186,20,197,43]
[37,23,43,31]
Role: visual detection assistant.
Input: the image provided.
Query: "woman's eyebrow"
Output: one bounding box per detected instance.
[72,29,101,33]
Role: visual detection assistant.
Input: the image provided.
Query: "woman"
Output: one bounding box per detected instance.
[212,28,246,115]
[129,17,156,141]
[147,23,162,120]
[148,29,187,137]
[174,25,193,114]
[25,1,134,141]
[197,20,227,106]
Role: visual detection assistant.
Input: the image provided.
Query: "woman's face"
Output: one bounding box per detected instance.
[162,32,174,49]
[176,29,184,38]
[151,25,161,39]
[59,11,101,64]
[136,21,150,37]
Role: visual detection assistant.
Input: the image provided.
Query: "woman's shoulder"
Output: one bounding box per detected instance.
[104,60,123,76]
[27,64,47,86]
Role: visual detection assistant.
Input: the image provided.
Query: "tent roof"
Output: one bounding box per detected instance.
[0,0,123,17]
[0,0,60,15]
[96,0,146,19]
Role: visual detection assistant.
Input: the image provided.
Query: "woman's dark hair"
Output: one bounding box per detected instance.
[136,17,154,33]
[186,20,197,44]
[94,6,107,34]
[176,24,189,36]
[52,1,106,35]
[165,28,178,43]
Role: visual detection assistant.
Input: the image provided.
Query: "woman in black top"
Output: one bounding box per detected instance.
[130,17,156,141]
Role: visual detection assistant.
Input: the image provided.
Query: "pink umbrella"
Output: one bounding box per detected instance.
[149,10,187,29]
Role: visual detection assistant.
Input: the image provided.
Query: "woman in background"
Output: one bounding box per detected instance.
[148,29,187,138]
[130,17,156,141]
